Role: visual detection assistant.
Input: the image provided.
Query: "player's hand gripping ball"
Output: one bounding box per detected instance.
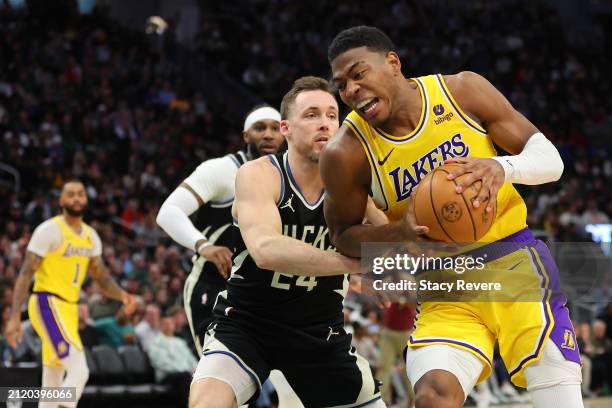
[413,163,496,242]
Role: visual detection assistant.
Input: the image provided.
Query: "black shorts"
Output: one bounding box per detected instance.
[202,315,382,407]
[183,265,226,351]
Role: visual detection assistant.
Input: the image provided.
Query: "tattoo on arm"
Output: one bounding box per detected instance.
[89,256,124,301]
[11,251,41,317]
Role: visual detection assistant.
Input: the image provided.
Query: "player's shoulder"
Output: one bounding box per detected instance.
[186,154,241,184]
[442,71,490,94]
[238,155,279,178]
[235,155,282,200]
[195,154,239,171]
[33,217,61,235]
[324,124,361,157]
[321,123,367,173]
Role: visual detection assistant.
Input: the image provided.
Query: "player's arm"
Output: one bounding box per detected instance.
[444,71,564,211]
[234,158,360,276]
[156,158,233,277]
[4,251,41,347]
[320,126,428,258]
[89,256,135,313]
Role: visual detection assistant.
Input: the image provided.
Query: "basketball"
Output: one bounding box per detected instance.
[414,163,496,242]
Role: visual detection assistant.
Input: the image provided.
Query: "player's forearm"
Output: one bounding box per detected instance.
[156,202,205,250]
[251,235,360,276]
[96,274,125,301]
[10,273,32,319]
[492,133,564,185]
[332,221,409,258]
[10,252,40,319]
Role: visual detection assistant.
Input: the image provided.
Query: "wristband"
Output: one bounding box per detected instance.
[197,241,213,253]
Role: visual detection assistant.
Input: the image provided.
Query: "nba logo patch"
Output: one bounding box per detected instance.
[433,104,445,115]
[561,329,576,350]
[201,293,208,305]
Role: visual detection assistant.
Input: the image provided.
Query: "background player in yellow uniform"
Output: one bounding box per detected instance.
[322,26,582,408]
[5,180,136,408]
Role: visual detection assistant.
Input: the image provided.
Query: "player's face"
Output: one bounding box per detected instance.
[59,182,88,217]
[281,90,339,163]
[243,119,283,156]
[331,46,400,128]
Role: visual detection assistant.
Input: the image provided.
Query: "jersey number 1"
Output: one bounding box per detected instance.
[73,264,81,286]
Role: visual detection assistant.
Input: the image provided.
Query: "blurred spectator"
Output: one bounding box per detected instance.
[378,301,416,406]
[351,321,380,373]
[600,302,612,340]
[94,308,136,350]
[591,319,612,394]
[577,322,594,396]
[78,303,100,348]
[166,305,192,348]
[147,314,197,408]
[135,303,161,351]
[89,293,122,320]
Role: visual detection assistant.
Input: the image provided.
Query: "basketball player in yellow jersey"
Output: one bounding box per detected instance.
[5,180,136,408]
[322,26,583,408]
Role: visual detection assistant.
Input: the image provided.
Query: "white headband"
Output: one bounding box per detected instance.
[243,107,281,131]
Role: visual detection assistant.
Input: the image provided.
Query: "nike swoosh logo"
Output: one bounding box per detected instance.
[377,148,395,166]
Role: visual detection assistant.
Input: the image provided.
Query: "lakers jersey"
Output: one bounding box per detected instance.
[344,74,527,242]
[33,216,96,302]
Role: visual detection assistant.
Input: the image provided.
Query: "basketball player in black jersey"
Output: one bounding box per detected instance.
[189,76,386,408]
[157,105,284,354]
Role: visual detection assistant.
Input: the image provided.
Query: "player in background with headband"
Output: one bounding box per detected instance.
[157,105,285,355]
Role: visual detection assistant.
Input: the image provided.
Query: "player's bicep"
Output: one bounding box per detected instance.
[183,157,235,204]
[320,136,370,236]
[234,162,282,251]
[20,251,42,279]
[452,71,538,154]
[88,256,108,281]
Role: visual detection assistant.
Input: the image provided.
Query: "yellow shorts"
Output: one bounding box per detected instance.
[407,229,580,388]
[28,292,83,368]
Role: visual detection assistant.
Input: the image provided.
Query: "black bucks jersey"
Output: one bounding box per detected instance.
[189,151,248,285]
[183,150,248,351]
[214,152,349,330]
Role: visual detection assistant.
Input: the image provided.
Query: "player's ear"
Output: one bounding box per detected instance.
[242,130,250,144]
[386,52,401,75]
[280,119,290,137]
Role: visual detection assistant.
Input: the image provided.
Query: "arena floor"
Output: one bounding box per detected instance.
[458,397,612,408]
[504,399,610,408]
[387,397,612,408]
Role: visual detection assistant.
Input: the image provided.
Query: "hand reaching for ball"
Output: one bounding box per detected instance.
[444,157,505,213]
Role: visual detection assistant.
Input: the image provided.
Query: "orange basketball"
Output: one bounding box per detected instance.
[413,163,496,242]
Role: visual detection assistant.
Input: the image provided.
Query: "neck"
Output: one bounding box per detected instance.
[381,78,421,136]
[62,213,83,231]
[287,149,323,202]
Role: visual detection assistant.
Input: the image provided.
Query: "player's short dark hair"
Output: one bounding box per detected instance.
[328,26,395,63]
[61,178,84,192]
[280,76,334,119]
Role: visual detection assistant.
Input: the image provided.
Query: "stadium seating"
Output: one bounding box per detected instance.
[79,345,171,407]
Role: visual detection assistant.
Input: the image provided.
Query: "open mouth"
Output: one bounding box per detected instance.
[357,97,379,118]
[259,143,276,151]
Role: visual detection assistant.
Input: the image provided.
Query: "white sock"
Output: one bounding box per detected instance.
[59,348,89,408]
[268,370,304,408]
[529,384,584,408]
[40,366,65,408]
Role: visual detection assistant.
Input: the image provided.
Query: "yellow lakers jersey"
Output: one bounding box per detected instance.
[33,216,95,302]
[344,74,527,242]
